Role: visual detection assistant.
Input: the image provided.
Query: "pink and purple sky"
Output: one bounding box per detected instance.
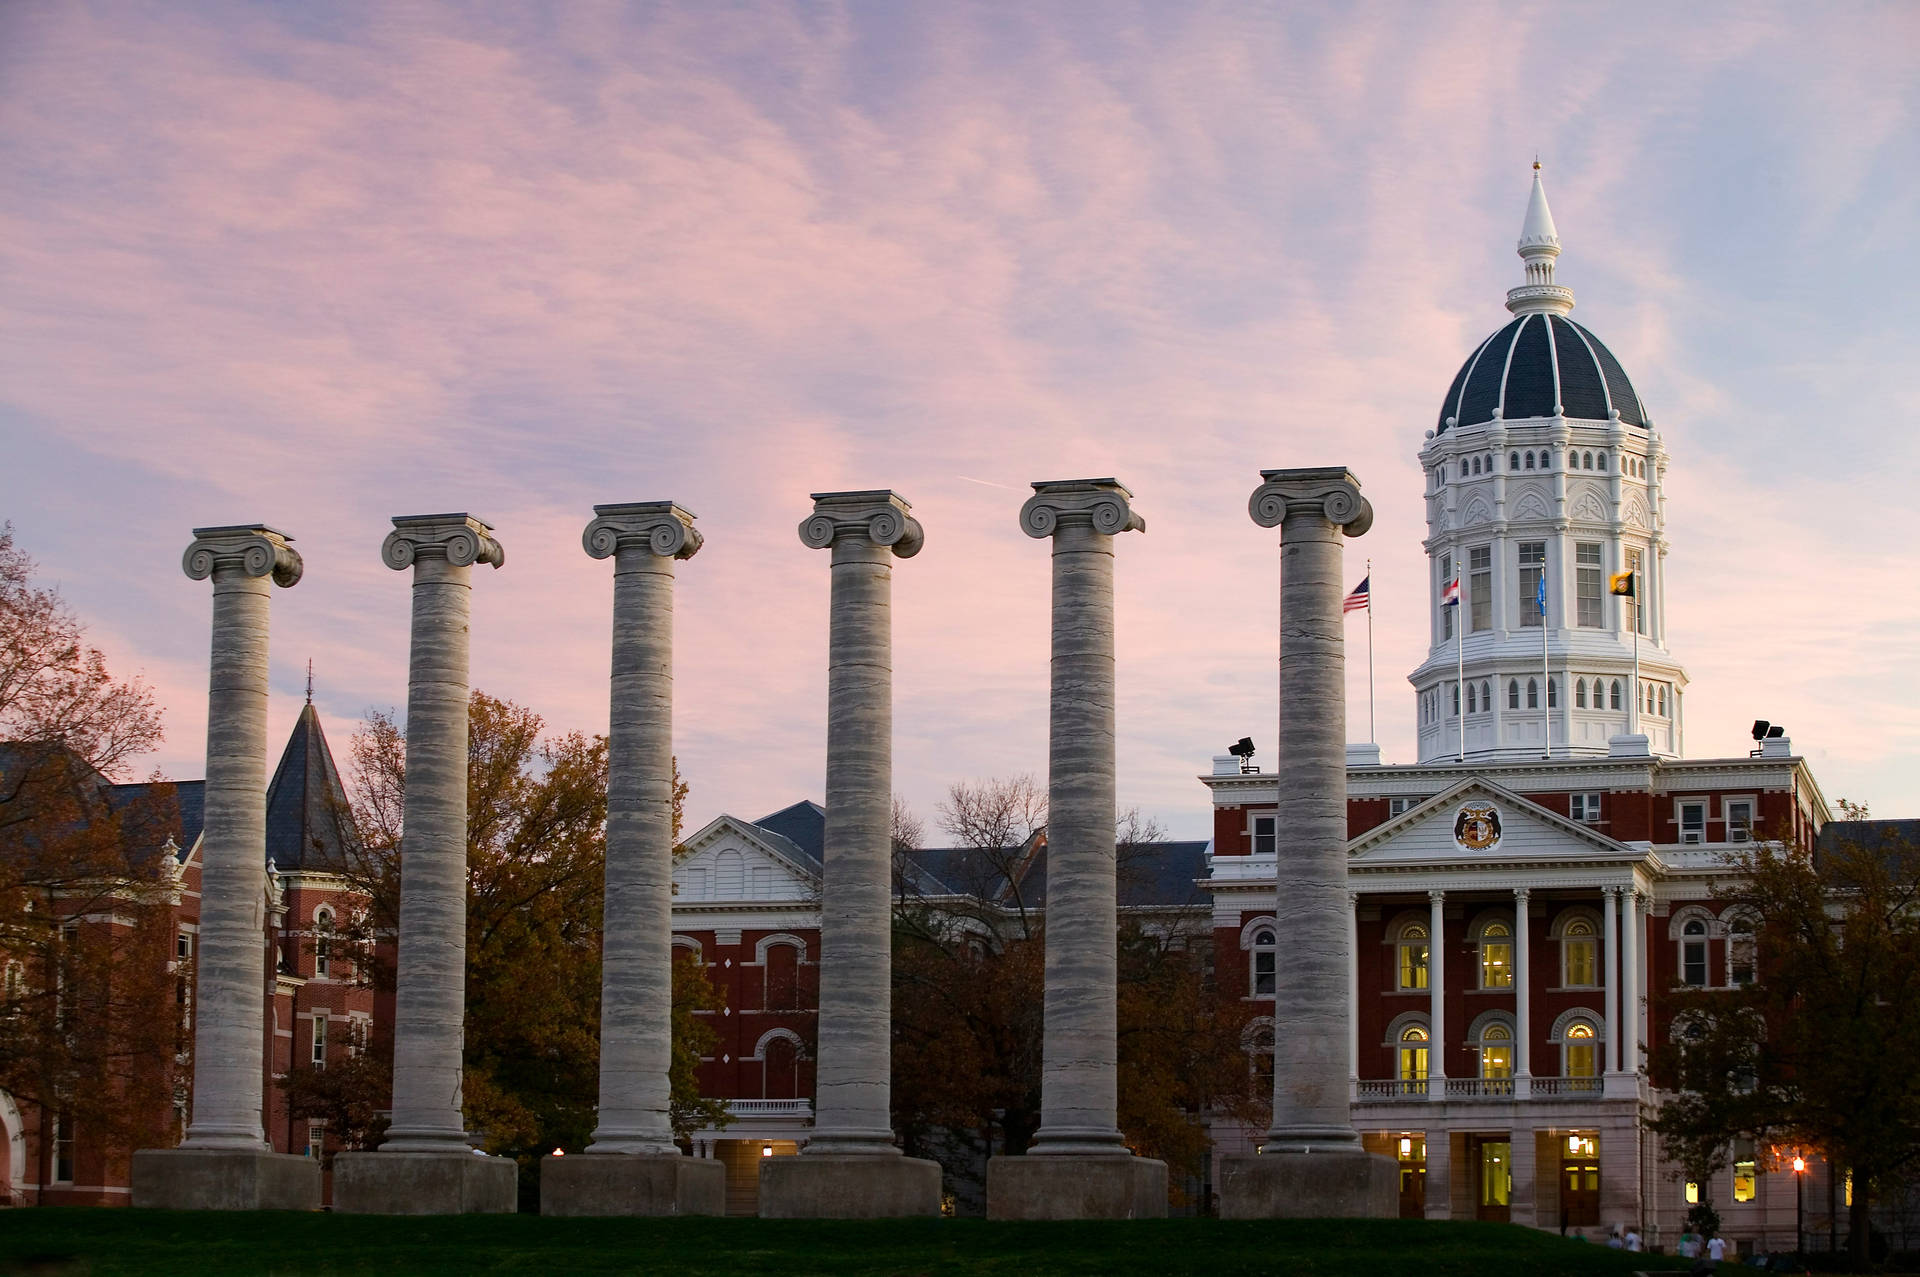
[4,2,1917,837]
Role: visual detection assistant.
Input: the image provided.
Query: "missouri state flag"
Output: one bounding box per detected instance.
[1440,576,1460,608]
[1344,576,1370,614]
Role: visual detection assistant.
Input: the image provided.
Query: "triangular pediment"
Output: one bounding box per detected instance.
[1348,777,1643,867]
[675,814,819,904]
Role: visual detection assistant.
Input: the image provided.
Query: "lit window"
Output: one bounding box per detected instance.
[1398,1024,1430,1087]
[1398,923,1430,991]
[1479,1022,1514,1078]
[1251,814,1277,857]
[1562,918,1598,986]
[1680,802,1707,845]
[1726,800,1755,844]
[1685,1181,1700,1204]
[1734,1140,1758,1202]
[1479,921,1514,989]
[1682,919,1709,987]
[1564,1020,1598,1079]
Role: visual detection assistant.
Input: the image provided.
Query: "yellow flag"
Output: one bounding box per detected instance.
[1608,571,1635,597]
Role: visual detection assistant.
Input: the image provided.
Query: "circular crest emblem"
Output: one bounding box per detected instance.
[1454,803,1502,852]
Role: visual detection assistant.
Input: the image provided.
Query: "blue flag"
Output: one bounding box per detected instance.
[1536,572,1547,618]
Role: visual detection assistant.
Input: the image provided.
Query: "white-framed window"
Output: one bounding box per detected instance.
[1626,547,1647,634]
[1440,553,1454,640]
[1250,813,1277,857]
[52,1113,74,1183]
[1725,798,1756,844]
[313,905,333,979]
[176,930,194,960]
[1679,801,1707,844]
[306,1120,326,1159]
[1560,916,1599,986]
[1469,1012,1516,1080]
[1386,1013,1431,1091]
[1393,919,1430,991]
[1518,541,1546,628]
[1681,919,1709,987]
[1576,543,1603,627]
[311,1014,328,1068]
[1388,797,1420,818]
[1570,793,1602,824]
[1469,547,1492,632]
[1248,925,1276,998]
[1472,915,1515,990]
[1553,1012,1602,1081]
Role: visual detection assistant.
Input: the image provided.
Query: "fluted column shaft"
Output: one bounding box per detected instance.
[585,504,700,1153]
[180,527,301,1149]
[799,491,922,1156]
[1248,468,1372,1151]
[382,515,503,1152]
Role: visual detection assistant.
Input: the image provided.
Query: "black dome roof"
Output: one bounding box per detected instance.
[1437,313,1645,434]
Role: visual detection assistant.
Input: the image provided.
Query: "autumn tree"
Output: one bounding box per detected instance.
[1650,810,1920,1270]
[0,524,181,1189]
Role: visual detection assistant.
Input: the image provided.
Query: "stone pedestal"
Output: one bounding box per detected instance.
[1217,1151,1398,1220]
[1222,469,1393,1221]
[131,1148,320,1212]
[986,1155,1167,1221]
[540,1153,725,1217]
[758,1155,942,1219]
[332,1151,519,1215]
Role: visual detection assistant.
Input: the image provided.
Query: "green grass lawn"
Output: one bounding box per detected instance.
[0,1210,1690,1276]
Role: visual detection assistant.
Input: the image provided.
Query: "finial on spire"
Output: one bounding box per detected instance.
[305,659,313,704]
[1506,161,1575,317]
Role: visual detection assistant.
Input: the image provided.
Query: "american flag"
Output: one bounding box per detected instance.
[1344,576,1370,614]
[1441,576,1460,607]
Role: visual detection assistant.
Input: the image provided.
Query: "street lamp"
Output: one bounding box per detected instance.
[1792,1155,1808,1258]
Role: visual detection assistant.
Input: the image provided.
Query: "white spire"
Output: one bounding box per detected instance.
[1506,161,1575,316]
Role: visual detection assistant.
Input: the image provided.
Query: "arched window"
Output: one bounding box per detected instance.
[1484,454,1494,472]
[1399,1024,1430,1090]
[1249,926,1276,997]
[1467,683,1478,713]
[1396,921,1430,991]
[1473,457,1482,475]
[1525,452,1536,470]
[1510,451,1521,470]
[1657,686,1668,716]
[1475,918,1515,989]
[1598,453,1608,472]
[764,940,802,1011]
[1451,683,1460,716]
[1474,1018,1515,1080]
[1526,678,1539,710]
[1575,678,1587,708]
[1681,918,1710,987]
[1560,916,1598,987]
[1246,1020,1276,1090]
[757,1030,805,1100]
[1547,677,1558,709]
[1482,680,1492,711]
[1610,679,1623,710]
[1585,451,1595,469]
[313,906,334,979]
[1561,1018,1599,1080]
[1508,679,1521,710]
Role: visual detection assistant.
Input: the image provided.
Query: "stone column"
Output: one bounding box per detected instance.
[1514,888,1532,1099]
[1424,1130,1452,1220]
[1347,893,1360,1087]
[133,526,319,1211]
[1624,890,1642,1078]
[1602,888,1621,1075]
[1428,889,1447,1092]
[988,479,1166,1221]
[1510,1125,1537,1227]
[1220,467,1396,1220]
[759,491,941,1219]
[334,514,516,1215]
[542,503,724,1217]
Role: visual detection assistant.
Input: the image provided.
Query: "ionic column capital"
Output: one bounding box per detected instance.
[583,502,702,561]
[382,513,505,571]
[798,490,923,558]
[1248,467,1374,538]
[1019,478,1145,540]
[182,525,303,587]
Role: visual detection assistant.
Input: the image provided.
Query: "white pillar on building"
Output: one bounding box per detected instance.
[1514,887,1531,1098]
[1602,887,1621,1074]
[1348,892,1360,1087]
[1624,889,1642,1077]
[1429,889,1447,1090]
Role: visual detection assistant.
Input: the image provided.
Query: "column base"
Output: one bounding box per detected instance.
[332,1150,518,1215]
[985,1155,1168,1220]
[757,1154,942,1219]
[540,1153,725,1217]
[1218,1150,1399,1220]
[130,1147,322,1211]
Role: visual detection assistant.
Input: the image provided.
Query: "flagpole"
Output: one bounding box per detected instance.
[1367,558,1376,746]
[1631,570,1641,738]
[1455,602,1465,763]
[1541,569,1551,761]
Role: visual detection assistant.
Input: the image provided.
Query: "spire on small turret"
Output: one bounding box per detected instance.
[1506,161,1576,316]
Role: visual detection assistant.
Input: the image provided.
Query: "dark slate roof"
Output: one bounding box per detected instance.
[1817,819,1920,869]
[1437,313,1646,434]
[262,702,361,872]
[105,780,205,868]
[752,800,825,867]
